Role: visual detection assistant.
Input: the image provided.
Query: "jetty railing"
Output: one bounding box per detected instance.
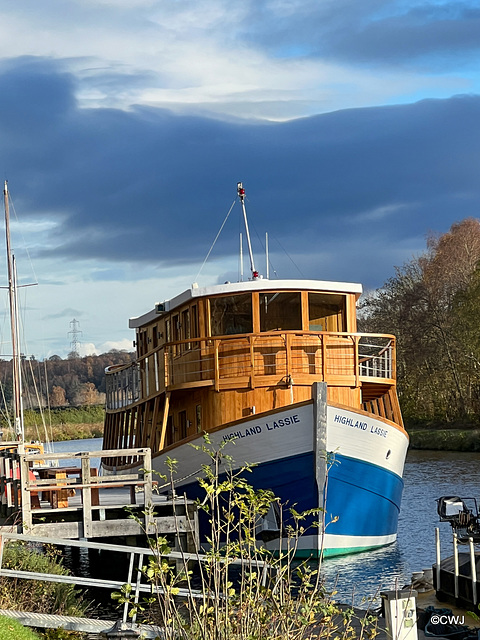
[0,532,272,626]
[0,447,197,545]
[105,332,395,409]
[434,526,479,606]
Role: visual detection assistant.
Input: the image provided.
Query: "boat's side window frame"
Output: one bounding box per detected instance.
[307,292,346,333]
[191,304,199,347]
[166,414,174,447]
[259,291,302,332]
[165,318,171,344]
[172,313,180,356]
[181,308,190,351]
[209,293,253,336]
[195,404,202,433]
[137,329,148,356]
[178,410,188,440]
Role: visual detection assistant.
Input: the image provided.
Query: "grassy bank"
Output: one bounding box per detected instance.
[0,616,40,639]
[408,427,480,451]
[4,406,105,442]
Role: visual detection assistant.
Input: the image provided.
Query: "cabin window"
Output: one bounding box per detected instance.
[210,294,253,336]
[182,309,190,350]
[172,314,180,356]
[178,410,188,440]
[259,292,302,332]
[308,293,346,332]
[196,404,202,432]
[166,415,174,446]
[191,304,199,343]
[191,305,198,335]
[138,329,148,355]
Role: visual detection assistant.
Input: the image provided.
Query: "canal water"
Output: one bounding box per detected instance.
[52,439,480,605]
[323,449,480,604]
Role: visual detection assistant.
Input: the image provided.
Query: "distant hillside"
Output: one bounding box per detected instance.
[0,350,135,410]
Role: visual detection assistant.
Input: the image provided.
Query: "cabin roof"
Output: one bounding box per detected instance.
[129,278,363,328]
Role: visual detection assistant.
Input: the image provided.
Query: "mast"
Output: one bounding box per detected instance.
[239,232,244,281]
[237,182,259,279]
[4,181,24,442]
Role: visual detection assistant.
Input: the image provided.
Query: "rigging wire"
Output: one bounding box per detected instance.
[8,188,39,286]
[26,356,52,449]
[42,358,55,453]
[194,198,236,283]
[269,232,306,278]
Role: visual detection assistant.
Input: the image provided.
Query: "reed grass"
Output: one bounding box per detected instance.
[0,541,88,639]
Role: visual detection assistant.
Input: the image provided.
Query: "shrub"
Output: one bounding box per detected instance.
[114,438,379,640]
[0,542,88,640]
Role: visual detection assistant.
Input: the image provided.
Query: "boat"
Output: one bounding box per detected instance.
[102,183,409,558]
[0,181,51,464]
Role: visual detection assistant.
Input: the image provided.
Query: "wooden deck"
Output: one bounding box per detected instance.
[0,446,198,547]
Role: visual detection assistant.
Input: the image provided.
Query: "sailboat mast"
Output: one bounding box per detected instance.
[4,181,24,442]
[237,182,259,280]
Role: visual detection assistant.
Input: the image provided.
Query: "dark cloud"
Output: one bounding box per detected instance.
[0,58,479,288]
[240,1,480,68]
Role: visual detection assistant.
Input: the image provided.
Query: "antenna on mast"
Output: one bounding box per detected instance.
[237,182,259,280]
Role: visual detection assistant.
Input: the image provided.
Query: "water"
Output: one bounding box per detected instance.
[52,439,480,605]
[322,449,480,604]
[51,437,103,468]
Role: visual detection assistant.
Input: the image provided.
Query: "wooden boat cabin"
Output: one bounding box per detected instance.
[103,278,403,466]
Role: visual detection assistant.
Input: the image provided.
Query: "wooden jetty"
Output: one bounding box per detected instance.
[0,445,198,548]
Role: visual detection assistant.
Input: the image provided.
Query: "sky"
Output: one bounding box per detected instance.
[0,0,479,358]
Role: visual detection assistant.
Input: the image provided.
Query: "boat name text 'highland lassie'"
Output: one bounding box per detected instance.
[333,414,388,438]
[223,414,301,441]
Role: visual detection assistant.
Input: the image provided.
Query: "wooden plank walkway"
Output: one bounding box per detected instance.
[0,446,199,547]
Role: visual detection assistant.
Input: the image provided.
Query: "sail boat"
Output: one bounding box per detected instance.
[0,181,52,462]
[4,181,25,445]
[102,182,409,558]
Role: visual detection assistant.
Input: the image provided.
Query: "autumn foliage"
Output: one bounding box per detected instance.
[360,218,480,426]
[0,349,134,410]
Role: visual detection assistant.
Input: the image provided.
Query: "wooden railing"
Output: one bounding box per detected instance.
[0,447,155,536]
[105,332,396,410]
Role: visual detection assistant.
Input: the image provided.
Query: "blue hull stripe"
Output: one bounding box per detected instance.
[326,453,404,537]
[179,450,403,544]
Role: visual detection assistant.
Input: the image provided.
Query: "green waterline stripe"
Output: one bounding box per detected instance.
[292,542,388,559]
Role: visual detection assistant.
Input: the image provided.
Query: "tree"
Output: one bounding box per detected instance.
[360,217,480,424]
[49,385,68,407]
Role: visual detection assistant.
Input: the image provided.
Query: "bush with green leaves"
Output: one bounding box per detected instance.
[114,437,379,640]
